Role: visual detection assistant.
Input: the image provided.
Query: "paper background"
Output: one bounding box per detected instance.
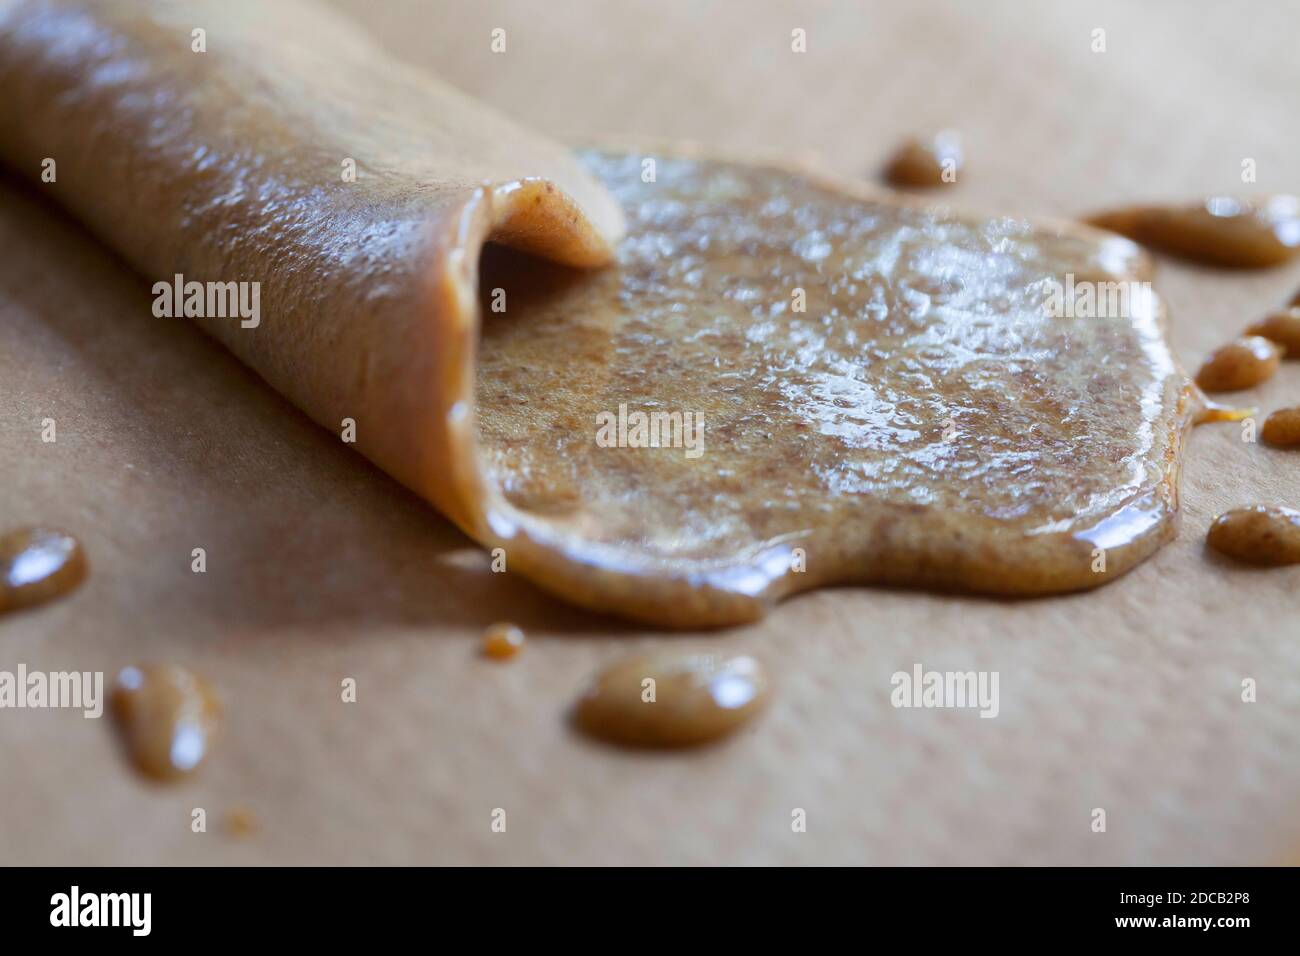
[1,0,1297,864]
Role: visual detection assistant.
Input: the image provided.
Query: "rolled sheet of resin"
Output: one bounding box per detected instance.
[0,0,1196,627]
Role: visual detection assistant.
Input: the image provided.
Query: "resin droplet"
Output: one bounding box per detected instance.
[883,131,963,188]
[1207,506,1300,566]
[482,621,525,659]
[225,805,259,838]
[0,527,86,613]
[1087,196,1300,268]
[574,652,769,748]
[1262,407,1300,448]
[1246,307,1300,357]
[1195,336,1281,392]
[111,664,222,781]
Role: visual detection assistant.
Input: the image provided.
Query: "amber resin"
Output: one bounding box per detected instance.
[883,131,963,188]
[1246,308,1300,357]
[111,665,222,781]
[481,622,526,659]
[574,652,769,747]
[1195,336,1281,392]
[474,151,1196,624]
[1087,196,1300,268]
[1207,506,1300,566]
[0,527,86,614]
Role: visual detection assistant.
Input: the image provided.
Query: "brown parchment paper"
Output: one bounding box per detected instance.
[1,0,1298,865]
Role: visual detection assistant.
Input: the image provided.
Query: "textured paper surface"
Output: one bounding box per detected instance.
[1,0,1297,865]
